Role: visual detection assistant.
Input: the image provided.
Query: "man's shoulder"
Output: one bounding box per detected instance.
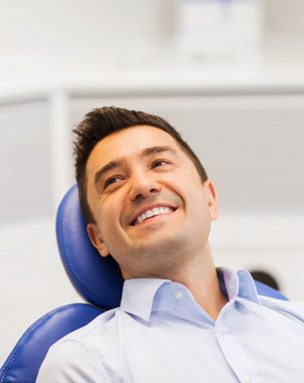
[259,295,304,320]
[36,308,124,382]
[55,307,121,347]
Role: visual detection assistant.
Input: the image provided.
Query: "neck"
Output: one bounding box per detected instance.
[122,243,227,320]
[175,268,227,321]
[162,244,227,320]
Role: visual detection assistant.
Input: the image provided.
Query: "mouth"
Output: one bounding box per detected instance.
[131,205,176,226]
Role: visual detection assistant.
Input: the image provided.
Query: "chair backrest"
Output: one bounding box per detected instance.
[0,185,287,382]
[0,304,102,383]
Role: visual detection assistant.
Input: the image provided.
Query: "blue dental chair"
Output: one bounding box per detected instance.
[0,185,288,383]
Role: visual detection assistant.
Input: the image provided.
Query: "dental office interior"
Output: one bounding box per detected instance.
[1,0,304,365]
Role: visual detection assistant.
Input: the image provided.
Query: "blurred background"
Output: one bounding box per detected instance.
[1,0,304,364]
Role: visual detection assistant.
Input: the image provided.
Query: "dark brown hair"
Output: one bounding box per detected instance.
[73,106,208,223]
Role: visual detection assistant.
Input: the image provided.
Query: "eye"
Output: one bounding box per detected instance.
[104,176,124,189]
[151,159,170,168]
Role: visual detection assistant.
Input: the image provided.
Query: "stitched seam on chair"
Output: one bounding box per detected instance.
[0,304,79,381]
[0,304,94,382]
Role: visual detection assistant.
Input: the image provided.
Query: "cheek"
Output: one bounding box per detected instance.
[99,201,122,234]
[189,187,210,215]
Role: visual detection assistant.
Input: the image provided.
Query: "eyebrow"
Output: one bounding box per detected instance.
[94,145,177,187]
[94,159,124,187]
[142,145,177,157]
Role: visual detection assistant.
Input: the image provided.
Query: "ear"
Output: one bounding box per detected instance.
[204,180,219,220]
[87,223,110,257]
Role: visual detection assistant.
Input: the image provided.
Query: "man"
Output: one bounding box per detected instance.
[37,106,304,382]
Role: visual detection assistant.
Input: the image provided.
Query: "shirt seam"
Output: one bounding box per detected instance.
[66,339,111,383]
[276,309,304,326]
[238,297,304,326]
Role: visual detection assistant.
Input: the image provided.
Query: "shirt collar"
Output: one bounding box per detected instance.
[217,267,260,304]
[120,278,170,321]
[119,267,260,321]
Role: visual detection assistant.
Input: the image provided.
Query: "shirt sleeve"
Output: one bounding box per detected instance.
[36,339,109,383]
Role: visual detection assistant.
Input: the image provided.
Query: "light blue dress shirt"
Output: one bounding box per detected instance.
[37,268,304,382]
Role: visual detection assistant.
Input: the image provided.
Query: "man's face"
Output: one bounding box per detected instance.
[86,125,218,279]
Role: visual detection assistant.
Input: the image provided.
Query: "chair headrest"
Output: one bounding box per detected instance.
[56,184,124,309]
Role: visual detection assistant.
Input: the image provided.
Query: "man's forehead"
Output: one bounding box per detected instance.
[99,124,175,145]
[88,125,181,165]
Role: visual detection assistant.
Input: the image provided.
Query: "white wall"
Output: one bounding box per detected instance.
[0,0,165,87]
[1,0,304,88]
[0,0,162,54]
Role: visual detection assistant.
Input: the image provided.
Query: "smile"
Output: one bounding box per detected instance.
[133,206,175,225]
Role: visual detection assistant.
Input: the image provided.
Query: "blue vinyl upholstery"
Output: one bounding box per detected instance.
[56,184,124,309]
[0,304,102,383]
[0,184,288,382]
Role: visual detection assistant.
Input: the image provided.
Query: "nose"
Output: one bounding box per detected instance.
[128,170,161,201]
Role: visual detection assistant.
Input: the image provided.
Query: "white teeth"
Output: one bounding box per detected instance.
[152,207,160,216]
[135,206,173,225]
[146,210,153,218]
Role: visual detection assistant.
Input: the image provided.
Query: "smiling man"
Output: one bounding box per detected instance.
[37,106,304,382]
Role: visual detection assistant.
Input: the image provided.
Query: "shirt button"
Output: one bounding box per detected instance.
[217,328,227,335]
[241,375,252,382]
[175,291,183,299]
